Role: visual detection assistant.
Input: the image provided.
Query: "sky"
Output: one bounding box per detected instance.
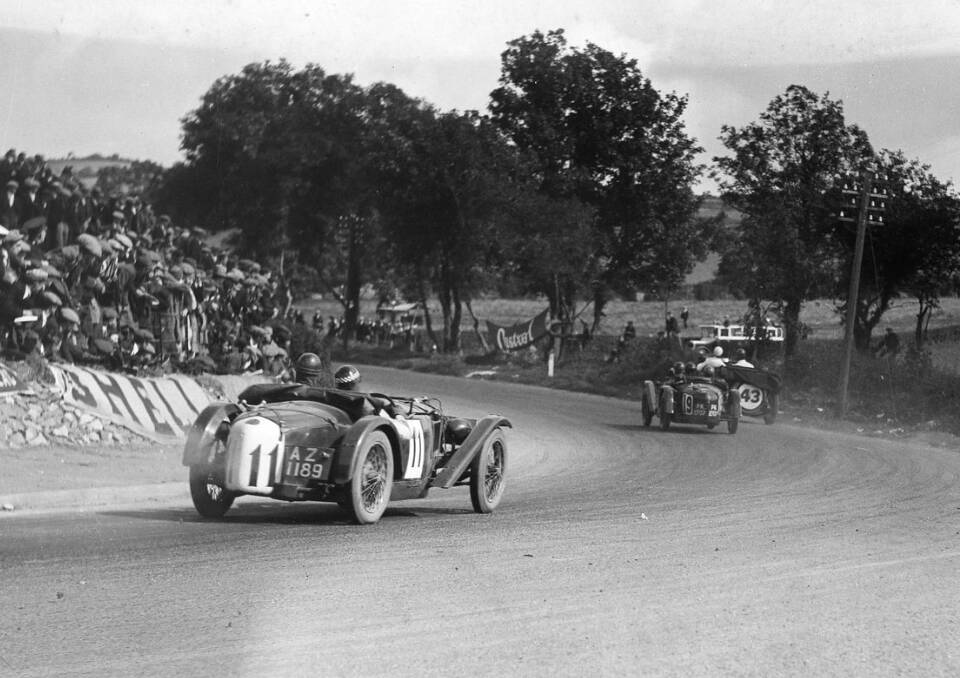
[2,0,960,193]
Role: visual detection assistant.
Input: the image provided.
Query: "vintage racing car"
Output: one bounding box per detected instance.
[723,364,782,425]
[641,367,741,434]
[182,383,510,524]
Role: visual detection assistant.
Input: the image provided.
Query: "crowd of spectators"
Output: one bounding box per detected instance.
[0,148,297,376]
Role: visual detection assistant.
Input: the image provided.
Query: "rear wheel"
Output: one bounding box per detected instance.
[727,396,741,434]
[763,393,779,425]
[189,463,235,518]
[345,431,393,524]
[470,428,507,513]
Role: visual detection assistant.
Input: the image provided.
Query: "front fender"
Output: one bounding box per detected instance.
[330,415,401,485]
[182,401,241,466]
[434,416,512,489]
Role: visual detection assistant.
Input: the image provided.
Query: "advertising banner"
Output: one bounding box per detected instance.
[49,365,213,441]
[486,308,551,352]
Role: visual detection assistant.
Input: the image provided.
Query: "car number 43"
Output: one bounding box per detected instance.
[738,385,764,412]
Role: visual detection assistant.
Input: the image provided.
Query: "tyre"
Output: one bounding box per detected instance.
[641,394,653,427]
[727,395,741,434]
[659,391,671,431]
[470,427,507,513]
[763,392,779,425]
[345,431,394,525]
[189,464,235,518]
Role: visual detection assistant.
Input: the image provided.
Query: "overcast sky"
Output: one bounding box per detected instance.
[2,0,959,192]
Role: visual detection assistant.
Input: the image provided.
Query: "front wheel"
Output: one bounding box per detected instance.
[189,464,235,518]
[659,391,671,431]
[345,431,394,525]
[470,428,507,513]
[641,396,653,427]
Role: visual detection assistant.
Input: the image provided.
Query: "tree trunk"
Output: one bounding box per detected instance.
[450,285,462,352]
[465,299,490,353]
[417,270,439,352]
[782,297,802,357]
[915,299,933,348]
[341,216,362,352]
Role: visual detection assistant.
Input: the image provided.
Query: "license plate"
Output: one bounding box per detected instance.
[283,445,332,483]
[284,460,324,481]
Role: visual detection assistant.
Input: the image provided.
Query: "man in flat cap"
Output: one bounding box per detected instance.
[1,179,20,229]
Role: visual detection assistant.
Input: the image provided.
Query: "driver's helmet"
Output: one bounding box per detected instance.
[734,348,747,361]
[335,364,361,391]
[295,352,324,384]
[713,346,724,358]
[703,365,715,378]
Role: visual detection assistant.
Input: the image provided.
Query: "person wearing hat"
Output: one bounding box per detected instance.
[22,215,47,252]
[1,179,20,230]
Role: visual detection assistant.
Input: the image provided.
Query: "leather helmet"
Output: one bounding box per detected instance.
[295,352,324,381]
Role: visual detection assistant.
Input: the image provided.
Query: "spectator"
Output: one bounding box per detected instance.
[680,306,689,329]
[665,312,679,336]
[876,327,900,358]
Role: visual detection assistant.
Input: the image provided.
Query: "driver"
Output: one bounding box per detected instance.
[334,364,396,417]
[334,364,361,390]
[294,352,328,386]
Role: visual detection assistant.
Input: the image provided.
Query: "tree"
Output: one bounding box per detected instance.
[174,60,397,344]
[830,151,960,350]
[713,85,873,357]
[373,104,534,351]
[490,29,710,330]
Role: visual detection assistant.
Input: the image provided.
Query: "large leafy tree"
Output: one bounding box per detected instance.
[175,60,395,339]
[713,85,873,357]
[373,103,537,351]
[830,151,960,349]
[490,29,711,329]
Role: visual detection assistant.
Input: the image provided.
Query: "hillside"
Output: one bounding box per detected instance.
[45,155,134,189]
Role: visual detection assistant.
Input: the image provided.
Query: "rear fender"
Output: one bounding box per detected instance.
[434,416,511,489]
[330,415,401,484]
[182,402,240,467]
[660,385,675,414]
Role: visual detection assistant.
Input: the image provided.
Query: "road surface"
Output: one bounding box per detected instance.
[2,366,958,677]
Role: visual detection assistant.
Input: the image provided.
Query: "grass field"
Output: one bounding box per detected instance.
[297,295,960,343]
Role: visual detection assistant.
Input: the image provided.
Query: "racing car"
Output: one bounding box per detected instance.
[182,383,510,524]
[723,364,782,425]
[641,366,741,434]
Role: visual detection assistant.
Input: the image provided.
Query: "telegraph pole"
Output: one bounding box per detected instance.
[837,167,886,415]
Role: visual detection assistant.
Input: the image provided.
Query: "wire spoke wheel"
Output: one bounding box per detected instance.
[360,445,389,512]
[471,427,507,514]
[346,431,393,524]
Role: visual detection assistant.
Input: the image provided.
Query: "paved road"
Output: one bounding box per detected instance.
[2,367,958,677]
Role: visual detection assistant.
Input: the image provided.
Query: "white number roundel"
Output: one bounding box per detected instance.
[738,384,764,411]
